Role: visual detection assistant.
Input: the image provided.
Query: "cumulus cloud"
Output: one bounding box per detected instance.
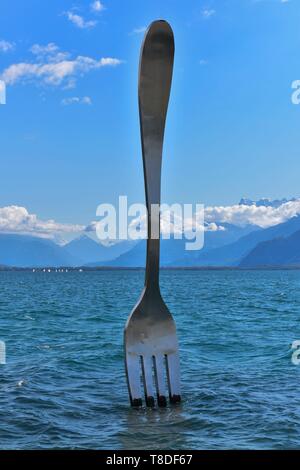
[1,43,122,87]
[30,43,59,57]
[91,1,105,12]
[65,11,97,29]
[61,96,92,105]
[4,199,300,241]
[160,200,300,234]
[203,200,300,228]
[0,40,15,53]
[0,206,84,238]
[89,199,300,241]
[30,43,70,64]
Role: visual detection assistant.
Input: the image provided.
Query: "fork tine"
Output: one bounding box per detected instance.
[126,353,143,406]
[166,352,181,403]
[153,355,167,406]
[141,356,155,407]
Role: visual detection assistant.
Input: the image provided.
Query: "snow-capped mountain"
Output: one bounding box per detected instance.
[239,197,298,208]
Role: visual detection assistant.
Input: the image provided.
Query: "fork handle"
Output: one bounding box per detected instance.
[138,20,174,291]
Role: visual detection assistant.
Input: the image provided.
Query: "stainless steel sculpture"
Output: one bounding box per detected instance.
[124,20,181,407]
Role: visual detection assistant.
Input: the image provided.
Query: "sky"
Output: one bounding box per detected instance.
[1,0,300,239]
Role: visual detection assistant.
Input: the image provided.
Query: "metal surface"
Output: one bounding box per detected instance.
[124,20,181,407]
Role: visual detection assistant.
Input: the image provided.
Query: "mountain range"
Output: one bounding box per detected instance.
[1,201,300,268]
[0,234,77,267]
[240,229,300,267]
[0,234,132,267]
[239,197,297,208]
[175,215,300,267]
[101,223,258,267]
[65,235,134,265]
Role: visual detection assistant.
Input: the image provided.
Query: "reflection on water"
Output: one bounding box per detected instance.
[119,404,188,450]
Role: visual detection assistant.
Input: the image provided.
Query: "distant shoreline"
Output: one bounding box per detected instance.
[1,266,300,272]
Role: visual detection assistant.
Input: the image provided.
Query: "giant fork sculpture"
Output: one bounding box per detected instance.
[124,20,181,407]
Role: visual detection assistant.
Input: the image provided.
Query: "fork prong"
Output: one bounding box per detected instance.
[141,356,155,407]
[166,352,181,404]
[126,353,143,406]
[153,355,167,407]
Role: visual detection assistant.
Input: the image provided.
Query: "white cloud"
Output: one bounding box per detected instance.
[30,43,59,56]
[65,11,97,29]
[120,199,300,238]
[87,198,300,245]
[30,43,70,63]
[61,96,92,105]
[91,1,105,12]
[203,200,300,228]
[131,26,147,35]
[202,9,216,19]
[1,43,122,87]
[199,59,208,65]
[3,199,299,242]
[0,206,84,238]
[104,207,213,240]
[0,40,15,53]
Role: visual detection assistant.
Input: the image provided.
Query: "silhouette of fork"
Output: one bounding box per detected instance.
[124,20,181,407]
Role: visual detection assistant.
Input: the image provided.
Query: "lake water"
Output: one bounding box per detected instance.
[0,270,300,449]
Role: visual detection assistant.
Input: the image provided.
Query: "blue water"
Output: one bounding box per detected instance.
[0,270,300,449]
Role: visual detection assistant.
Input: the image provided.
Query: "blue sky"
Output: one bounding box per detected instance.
[0,0,300,231]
